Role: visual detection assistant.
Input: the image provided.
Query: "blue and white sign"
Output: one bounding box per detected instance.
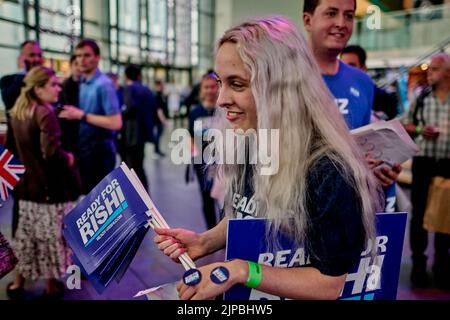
[63,166,150,293]
[225,212,407,300]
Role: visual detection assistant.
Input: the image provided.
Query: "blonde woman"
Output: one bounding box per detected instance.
[155,17,382,300]
[7,66,75,299]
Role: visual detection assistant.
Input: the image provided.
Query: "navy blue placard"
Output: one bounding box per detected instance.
[63,167,149,275]
[224,213,407,300]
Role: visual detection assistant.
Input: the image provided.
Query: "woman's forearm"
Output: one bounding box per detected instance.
[200,217,228,255]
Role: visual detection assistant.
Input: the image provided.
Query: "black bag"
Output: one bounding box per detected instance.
[0,232,18,279]
[412,86,432,127]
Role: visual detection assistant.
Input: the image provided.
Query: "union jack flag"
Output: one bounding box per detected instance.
[0,144,25,201]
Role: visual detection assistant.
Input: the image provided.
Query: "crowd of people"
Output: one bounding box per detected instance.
[0,38,169,299]
[0,0,449,300]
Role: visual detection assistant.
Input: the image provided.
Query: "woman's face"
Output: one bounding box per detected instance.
[215,42,257,131]
[35,75,61,104]
[200,77,219,105]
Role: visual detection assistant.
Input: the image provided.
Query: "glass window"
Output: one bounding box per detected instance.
[0,20,24,48]
[191,0,199,65]
[119,0,139,31]
[149,0,168,63]
[0,0,24,22]
[175,0,191,66]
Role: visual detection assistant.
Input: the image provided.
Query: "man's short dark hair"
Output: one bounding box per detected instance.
[303,0,356,14]
[70,54,77,64]
[342,45,367,67]
[20,40,40,51]
[125,64,141,81]
[106,72,118,80]
[76,39,100,56]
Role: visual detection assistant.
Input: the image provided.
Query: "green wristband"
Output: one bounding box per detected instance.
[416,126,422,135]
[245,261,262,288]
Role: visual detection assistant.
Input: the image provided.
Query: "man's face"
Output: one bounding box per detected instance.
[341,52,363,70]
[21,43,44,71]
[427,57,450,86]
[303,0,355,54]
[75,45,100,75]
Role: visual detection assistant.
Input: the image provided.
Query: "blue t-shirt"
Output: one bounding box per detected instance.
[79,69,120,149]
[323,61,396,212]
[322,61,374,130]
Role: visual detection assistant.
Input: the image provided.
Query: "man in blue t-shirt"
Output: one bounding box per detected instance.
[341,45,399,121]
[59,39,122,194]
[302,0,402,211]
[322,61,374,130]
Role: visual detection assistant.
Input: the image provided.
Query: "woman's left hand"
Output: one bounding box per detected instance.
[177,260,248,300]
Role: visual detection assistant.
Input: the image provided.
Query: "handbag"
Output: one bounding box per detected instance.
[0,231,18,279]
[423,177,450,235]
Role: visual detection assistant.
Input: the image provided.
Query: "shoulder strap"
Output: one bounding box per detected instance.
[413,86,432,126]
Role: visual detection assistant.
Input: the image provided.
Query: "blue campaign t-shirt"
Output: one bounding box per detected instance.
[79,69,120,149]
[323,61,396,212]
[322,61,374,130]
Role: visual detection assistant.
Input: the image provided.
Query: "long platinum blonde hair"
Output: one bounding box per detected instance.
[215,16,382,252]
[11,66,55,121]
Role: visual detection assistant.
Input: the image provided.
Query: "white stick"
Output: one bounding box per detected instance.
[128,168,196,269]
[120,163,196,270]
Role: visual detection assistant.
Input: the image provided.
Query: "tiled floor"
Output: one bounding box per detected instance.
[1,121,449,300]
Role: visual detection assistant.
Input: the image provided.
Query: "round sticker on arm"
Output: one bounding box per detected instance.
[210,266,230,285]
[183,269,202,286]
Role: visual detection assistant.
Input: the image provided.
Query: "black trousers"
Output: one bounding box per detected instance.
[410,156,450,269]
[153,123,164,154]
[123,144,148,192]
[194,164,217,230]
[79,141,117,195]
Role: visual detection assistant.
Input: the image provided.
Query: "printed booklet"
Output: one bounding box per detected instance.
[351,119,418,166]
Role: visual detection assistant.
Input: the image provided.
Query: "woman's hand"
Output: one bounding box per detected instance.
[177,260,248,300]
[66,152,75,168]
[154,228,206,263]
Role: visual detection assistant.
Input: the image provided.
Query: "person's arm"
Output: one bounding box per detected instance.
[1,74,24,111]
[37,105,74,167]
[60,78,122,130]
[154,217,228,262]
[177,260,346,300]
[402,98,421,136]
[157,108,168,126]
[178,158,369,300]
[59,106,122,131]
